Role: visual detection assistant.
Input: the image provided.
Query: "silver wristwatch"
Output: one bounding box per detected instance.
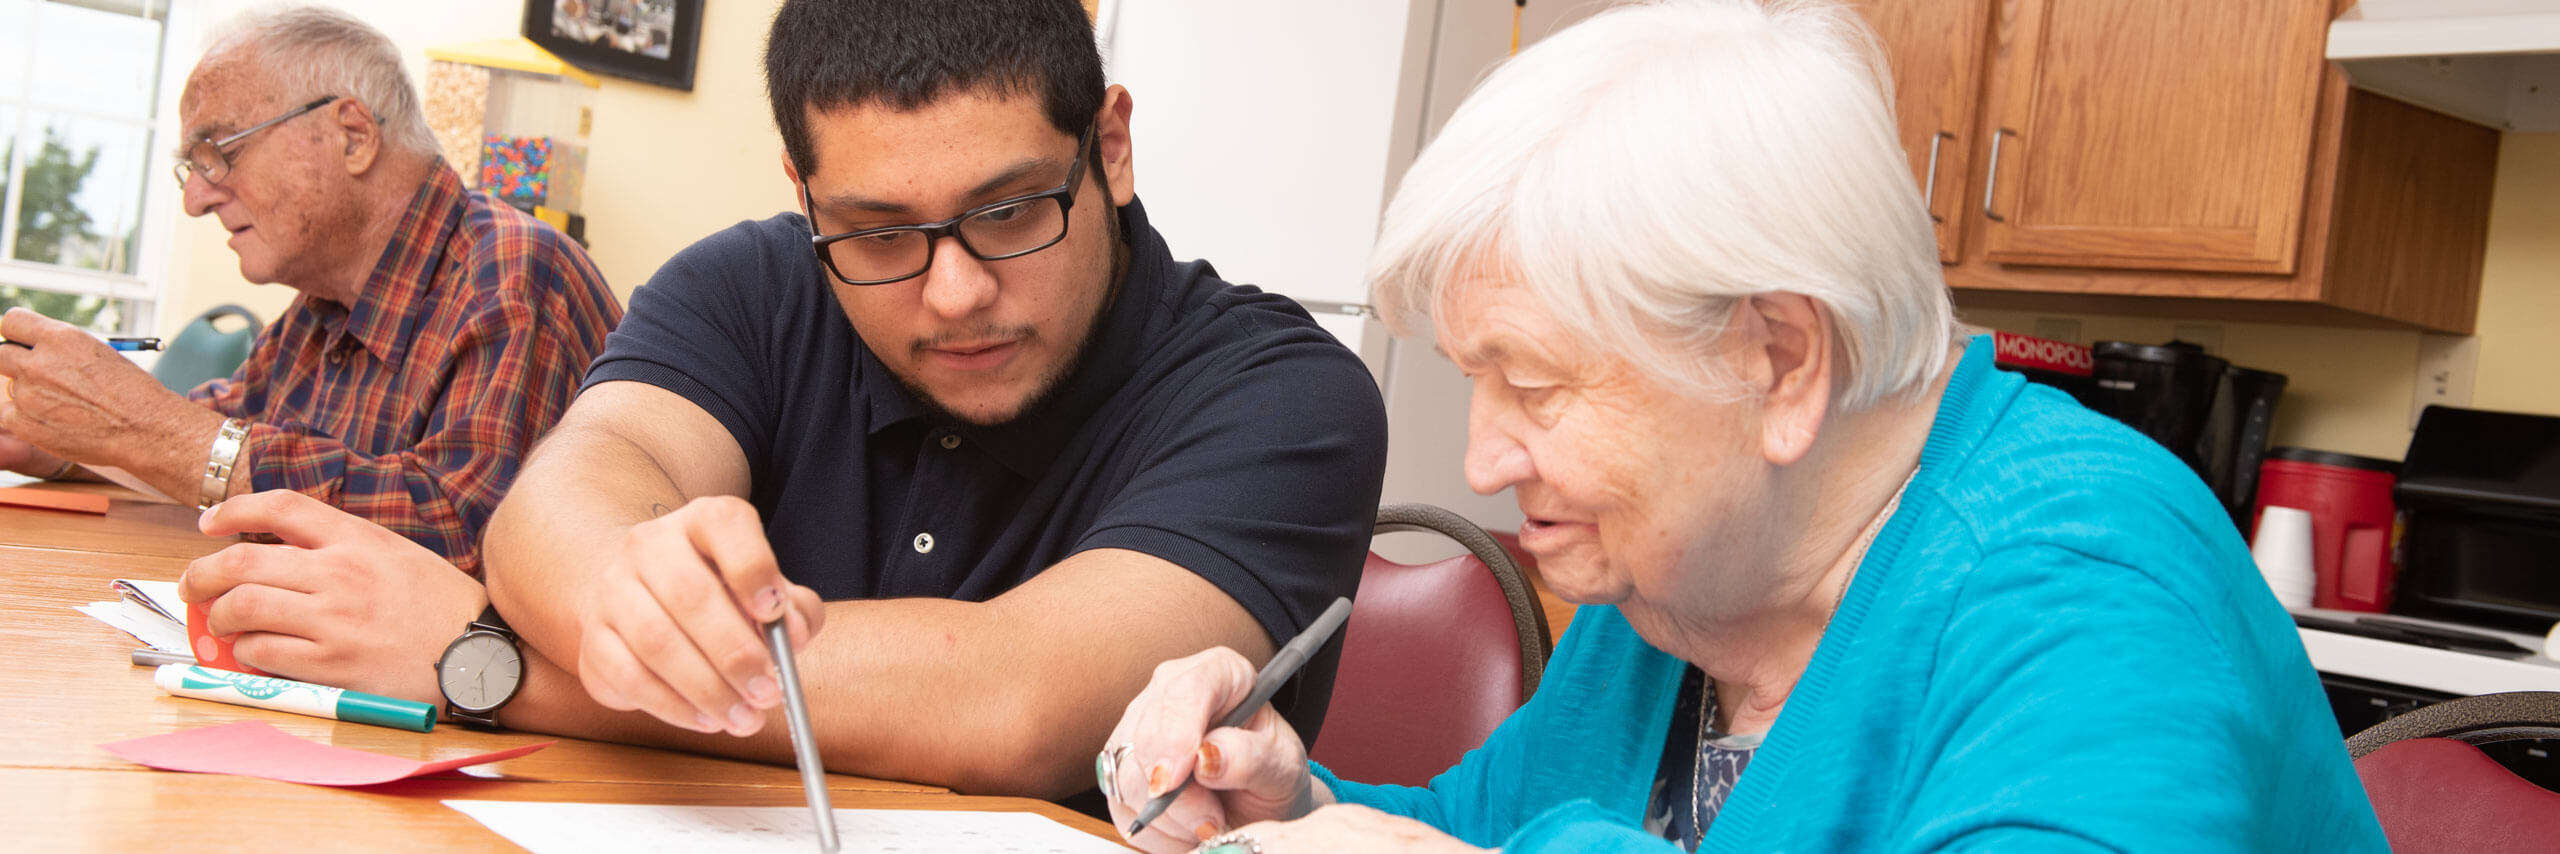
[199,418,247,509]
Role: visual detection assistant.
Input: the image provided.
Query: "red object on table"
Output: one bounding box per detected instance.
[99,721,551,786]
[0,486,109,514]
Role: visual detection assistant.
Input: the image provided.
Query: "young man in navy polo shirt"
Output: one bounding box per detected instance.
[475,0,1385,806]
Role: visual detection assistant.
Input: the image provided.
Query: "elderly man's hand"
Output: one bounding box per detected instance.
[572,495,824,738]
[1104,647,1323,853]
[0,307,207,471]
[179,490,486,706]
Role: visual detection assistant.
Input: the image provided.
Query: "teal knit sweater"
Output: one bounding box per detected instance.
[1315,337,2386,853]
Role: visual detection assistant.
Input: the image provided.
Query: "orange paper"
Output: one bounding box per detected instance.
[0,486,109,514]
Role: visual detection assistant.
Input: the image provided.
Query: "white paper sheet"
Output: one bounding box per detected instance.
[443,800,1131,854]
[78,578,190,653]
[76,600,190,653]
[0,471,38,488]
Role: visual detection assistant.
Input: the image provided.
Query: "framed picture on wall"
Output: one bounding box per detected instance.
[522,0,702,91]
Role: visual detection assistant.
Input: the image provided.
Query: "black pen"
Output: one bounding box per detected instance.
[1127,596,1356,837]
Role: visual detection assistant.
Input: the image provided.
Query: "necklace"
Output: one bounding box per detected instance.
[1688,465,1917,847]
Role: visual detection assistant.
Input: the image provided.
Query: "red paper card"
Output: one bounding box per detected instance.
[99,721,554,786]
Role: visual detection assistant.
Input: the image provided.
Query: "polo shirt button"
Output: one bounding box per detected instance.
[913,532,935,554]
[940,435,961,450]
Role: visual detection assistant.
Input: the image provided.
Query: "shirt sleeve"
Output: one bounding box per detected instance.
[578,223,779,468]
[1885,543,2379,853]
[1073,322,1389,735]
[184,317,284,418]
[241,276,613,576]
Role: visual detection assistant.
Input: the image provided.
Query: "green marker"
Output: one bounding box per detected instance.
[154,665,436,732]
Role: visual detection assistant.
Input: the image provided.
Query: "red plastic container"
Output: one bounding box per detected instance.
[2253,448,2399,612]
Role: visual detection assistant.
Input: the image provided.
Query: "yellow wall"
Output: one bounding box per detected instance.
[162,0,791,334]
[1962,133,2560,462]
[158,1,2560,468]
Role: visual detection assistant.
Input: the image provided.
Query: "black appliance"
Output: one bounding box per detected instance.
[2394,406,2560,634]
[2079,340,2288,529]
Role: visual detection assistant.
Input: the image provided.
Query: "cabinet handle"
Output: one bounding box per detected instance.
[1982,127,2016,223]
[1923,131,1954,223]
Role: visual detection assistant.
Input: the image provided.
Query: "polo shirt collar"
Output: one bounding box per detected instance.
[336,161,466,365]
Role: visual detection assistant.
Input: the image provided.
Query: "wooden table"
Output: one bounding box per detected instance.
[0,500,1125,849]
[0,482,228,560]
[6,769,1115,851]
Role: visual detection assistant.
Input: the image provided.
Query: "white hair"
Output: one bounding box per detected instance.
[203,3,438,157]
[1370,0,1956,411]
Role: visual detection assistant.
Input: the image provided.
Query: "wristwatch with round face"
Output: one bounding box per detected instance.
[438,605,524,729]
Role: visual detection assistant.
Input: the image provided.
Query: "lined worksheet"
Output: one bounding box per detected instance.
[443,801,1130,853]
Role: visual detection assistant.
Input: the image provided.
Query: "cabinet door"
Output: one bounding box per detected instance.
[1852,0,1995,263]
[1978,0,2327,274]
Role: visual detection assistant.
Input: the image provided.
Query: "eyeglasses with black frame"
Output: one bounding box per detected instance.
[802,122,1097,287]
[169,95,341,191]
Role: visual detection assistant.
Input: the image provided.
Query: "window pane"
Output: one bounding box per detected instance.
[12,114,150,274]
[29,0,164,117]
[0,287,129,333]
[0,112,16,211]
[0,0,34,102]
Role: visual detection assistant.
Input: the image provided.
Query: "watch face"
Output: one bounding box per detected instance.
[439,631,523,713]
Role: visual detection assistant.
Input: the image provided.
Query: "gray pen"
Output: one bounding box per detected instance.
[767,619,839,853]
[132,648,193,668]
[1127,596,1356,837]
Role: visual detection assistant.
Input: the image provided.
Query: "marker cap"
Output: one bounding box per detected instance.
[340,692,437,732]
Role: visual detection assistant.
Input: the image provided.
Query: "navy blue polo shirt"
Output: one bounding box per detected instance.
[583,199,1387,744]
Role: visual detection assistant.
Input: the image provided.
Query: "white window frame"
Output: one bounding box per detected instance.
[0,0,204,335]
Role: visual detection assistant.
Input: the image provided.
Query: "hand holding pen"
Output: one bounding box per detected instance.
[1098,597,1353,852]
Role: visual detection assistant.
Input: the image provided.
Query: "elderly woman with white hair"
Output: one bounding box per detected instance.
[1096,1,2387,851]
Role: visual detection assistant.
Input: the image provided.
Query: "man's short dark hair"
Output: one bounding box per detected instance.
[766,0,1105,180]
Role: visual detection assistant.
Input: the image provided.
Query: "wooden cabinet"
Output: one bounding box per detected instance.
[1854,0,2501,334]
[1858,0,1994,262]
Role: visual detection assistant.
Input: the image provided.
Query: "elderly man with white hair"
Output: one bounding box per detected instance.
[0,4,620,574]
[1098,1,2387,851]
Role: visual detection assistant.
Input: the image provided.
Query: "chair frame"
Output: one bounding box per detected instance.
[1372,502,1554,697]
[2346,690,2560,759]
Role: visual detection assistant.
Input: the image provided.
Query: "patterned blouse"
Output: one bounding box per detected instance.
[1645,666,1765,851]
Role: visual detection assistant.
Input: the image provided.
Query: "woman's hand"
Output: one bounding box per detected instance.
[1209,804,1488,854]
[1102,647,1324,852]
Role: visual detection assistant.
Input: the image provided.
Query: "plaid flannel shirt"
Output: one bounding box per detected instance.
[189,162,621,574]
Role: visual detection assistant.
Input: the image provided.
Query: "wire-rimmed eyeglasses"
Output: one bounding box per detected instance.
[170,95,340,191]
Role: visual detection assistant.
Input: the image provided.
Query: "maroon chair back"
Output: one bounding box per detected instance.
[1310,504,1552,787]
[2346,691,2560,853]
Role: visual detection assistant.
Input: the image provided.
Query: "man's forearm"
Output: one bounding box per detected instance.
[502,552,1273,801]
[483,424,691,665]
[127,403,240,504]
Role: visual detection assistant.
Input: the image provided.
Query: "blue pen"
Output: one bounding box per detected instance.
[0,337,162,351]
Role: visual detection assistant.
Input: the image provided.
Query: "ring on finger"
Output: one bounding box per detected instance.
[1196,829,1262,854]
[1095,743,1132,800]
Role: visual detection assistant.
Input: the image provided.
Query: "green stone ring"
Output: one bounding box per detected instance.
[1095,744,1130,801]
